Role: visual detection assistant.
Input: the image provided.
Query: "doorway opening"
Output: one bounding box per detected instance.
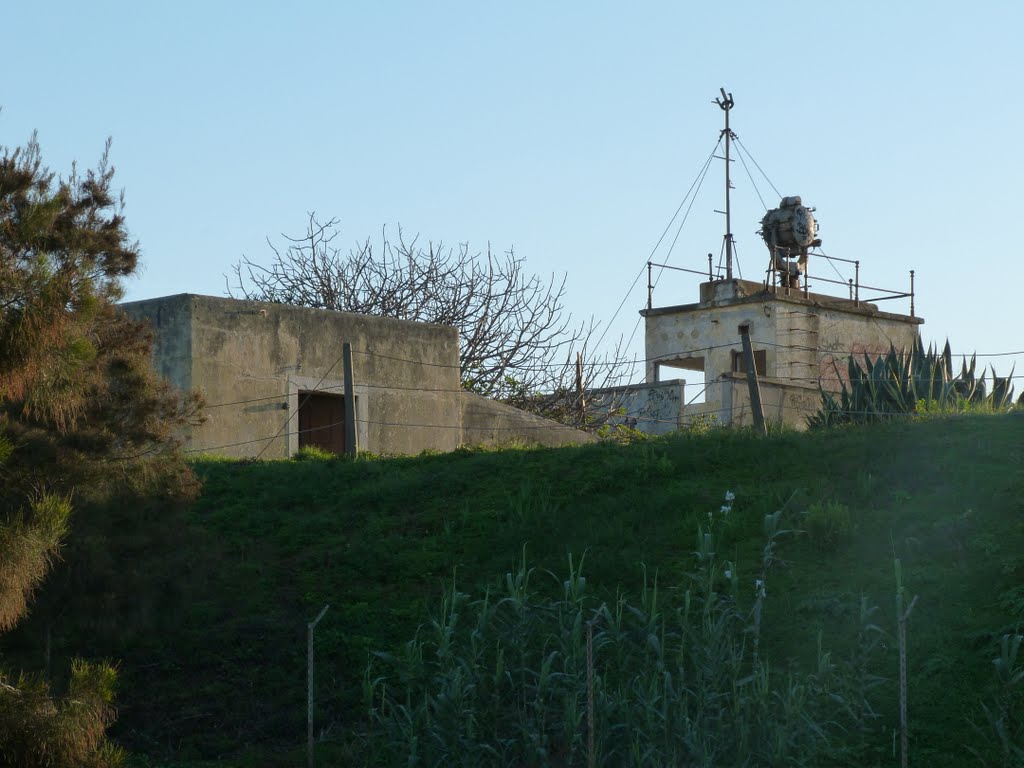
[298,392,346,454]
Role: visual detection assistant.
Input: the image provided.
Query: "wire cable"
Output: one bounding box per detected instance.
[733,141,769,212]
[199,340,1024,411]
[182,324,1024,456]
[734,137,782,200]
[621,145,722,358]
[593,139,723,355]
[191,390,979,456]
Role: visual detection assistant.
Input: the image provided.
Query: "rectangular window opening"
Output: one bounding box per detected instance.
[658,356,705,377]
[656,357,705,403]
[731,349,767,376]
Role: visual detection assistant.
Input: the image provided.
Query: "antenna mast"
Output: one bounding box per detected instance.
[715,88,736,280]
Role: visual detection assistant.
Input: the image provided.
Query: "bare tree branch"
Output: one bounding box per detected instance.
[229,214,634,429]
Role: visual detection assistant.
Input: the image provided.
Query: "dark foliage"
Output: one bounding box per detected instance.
[0,133,201,766]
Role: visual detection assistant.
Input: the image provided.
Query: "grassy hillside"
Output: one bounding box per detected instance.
[5,414,1023,766]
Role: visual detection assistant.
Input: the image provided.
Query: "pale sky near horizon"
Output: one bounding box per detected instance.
[5,2,1024,388]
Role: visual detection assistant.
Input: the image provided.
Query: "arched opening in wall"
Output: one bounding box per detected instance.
[298,392,346,454]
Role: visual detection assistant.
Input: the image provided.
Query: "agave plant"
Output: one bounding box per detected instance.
[809,339,1015,428]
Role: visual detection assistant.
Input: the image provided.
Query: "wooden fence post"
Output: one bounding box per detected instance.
[576,352,585,425]
[739,324,766,435]
[342,343,357,456]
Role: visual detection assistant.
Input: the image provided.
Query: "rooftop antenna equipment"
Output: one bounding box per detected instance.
[715,88,736,280]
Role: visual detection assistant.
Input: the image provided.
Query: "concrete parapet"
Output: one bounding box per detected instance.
[460,392,596,448]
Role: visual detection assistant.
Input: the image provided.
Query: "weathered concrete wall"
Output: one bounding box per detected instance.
[123,295,193,394]
[719,373,822,430]
[122,296,196,445]
[586,380,687,435]
[460,392,596,448]
[813,310,919,391]
[645,300,780,387]
[124,294,463,457]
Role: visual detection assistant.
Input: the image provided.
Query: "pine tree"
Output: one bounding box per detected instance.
[0,134,200,766]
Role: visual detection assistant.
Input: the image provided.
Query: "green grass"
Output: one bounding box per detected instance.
[4,413,1024,765]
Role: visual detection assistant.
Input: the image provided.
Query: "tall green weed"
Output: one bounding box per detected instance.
[363,493,881,767]
[970,633,1024,767]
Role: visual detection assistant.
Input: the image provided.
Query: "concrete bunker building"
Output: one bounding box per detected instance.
[123,294,593,457]
[637,273,922,430]
[619,189,922,432]
[590,265,923,435]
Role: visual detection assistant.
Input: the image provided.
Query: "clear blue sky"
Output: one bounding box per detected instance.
[5,2,1023,384]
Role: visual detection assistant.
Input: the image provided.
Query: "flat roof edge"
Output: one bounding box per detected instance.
[640,292,923,325]
[120,293,461,333]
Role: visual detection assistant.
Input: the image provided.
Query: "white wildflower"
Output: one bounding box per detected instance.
[724,491,736,502]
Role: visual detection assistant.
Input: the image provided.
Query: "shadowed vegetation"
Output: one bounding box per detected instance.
[0,134,200,766]
[3,413,1023,766]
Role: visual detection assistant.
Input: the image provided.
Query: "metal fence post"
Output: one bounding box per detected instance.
[307,604,330,768]
[909,270,915,318]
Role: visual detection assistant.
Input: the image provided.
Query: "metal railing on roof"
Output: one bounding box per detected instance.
[646,249,917,317]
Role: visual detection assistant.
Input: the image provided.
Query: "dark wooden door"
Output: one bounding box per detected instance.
[298,393,345,454]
